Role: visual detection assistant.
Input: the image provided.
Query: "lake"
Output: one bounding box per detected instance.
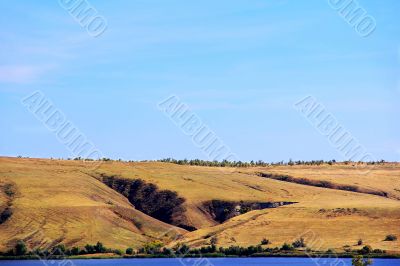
[0,258,399,266]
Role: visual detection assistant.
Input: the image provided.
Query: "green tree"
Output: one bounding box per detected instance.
[281,243,294,251]
[52,244,66,255]
[113,249,122,255]
[126,247,134,255]
[71,247,80,255]
[15,240,27,256]
[144,240,164,254]
[162,247,173,255]
[359,245,373,255]
[174,243,190,256]
[85,244,95,254]
[95,242,106,253]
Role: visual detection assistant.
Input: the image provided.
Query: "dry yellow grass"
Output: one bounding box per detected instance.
[1,157,399,253]
[0,157,184,251]
[245,164,400,199]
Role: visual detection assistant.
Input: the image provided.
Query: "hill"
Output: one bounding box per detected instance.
[0,157,399,253]
[0,157,185,251]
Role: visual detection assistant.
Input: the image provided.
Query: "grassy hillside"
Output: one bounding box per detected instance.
[0,157,399,253]
[0,157,184,252]
[245,164,400,199]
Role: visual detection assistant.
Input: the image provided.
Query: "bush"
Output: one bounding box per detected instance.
[373,249,385,254]
[292,237,306,248]
[143,240,164,254]
[71,247,80,255]
[126,247,134,255]
[0,208,12,224]
[84,242,107,254]
[95,242,106,253]
[15,240,27,256]
[51,244,66,255]
[261,238,270,245]
[358,245,373,255]
[384,234,397,241]
[85,244,95,254]
[217,245,262,256]
[162,247,173,255]
[175,243,190,256]
[113,249,122,255]
[280,243,294,251]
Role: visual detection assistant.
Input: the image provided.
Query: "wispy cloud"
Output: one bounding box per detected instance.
[0,65,56,84]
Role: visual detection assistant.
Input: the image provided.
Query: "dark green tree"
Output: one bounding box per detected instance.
[52,244,66,255]
[281,243,294,251]
[292,237,306,248]
[359,245,373,255]
[15,240,27,256]
[71,247,80,255]
[85,244,95,254]
[126,247,134,255]
[95,242,106,253]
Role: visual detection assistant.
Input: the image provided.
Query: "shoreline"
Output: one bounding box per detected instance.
[1,253,400,260]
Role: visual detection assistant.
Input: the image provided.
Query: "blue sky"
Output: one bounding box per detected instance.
[0,0,399,162]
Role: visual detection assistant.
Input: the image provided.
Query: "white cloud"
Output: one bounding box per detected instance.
[0,65,55,84]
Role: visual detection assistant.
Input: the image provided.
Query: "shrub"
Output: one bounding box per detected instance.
[51,244,66,255]
[126,247,134,255]
[174,243,190,256]
[200,245,216,254]
[217,245,263,256]
[281,243,294,251]
[261,238,270,245]
[358,245,373,255]
[143,240,164,254]
[373,249,385,254]
[384,234,397,241]
[95,242,106,253]
[292,237,306,248]
[114,249,123,255]
[0,208,12,224]
[162,247,173,255]
[4,184,15,197]
[71,247,80,255]
[85,244,95,254]
[15,240,27,256]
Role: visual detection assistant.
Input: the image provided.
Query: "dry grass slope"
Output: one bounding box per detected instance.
[0,157,399,253]
[0,157,184,251]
